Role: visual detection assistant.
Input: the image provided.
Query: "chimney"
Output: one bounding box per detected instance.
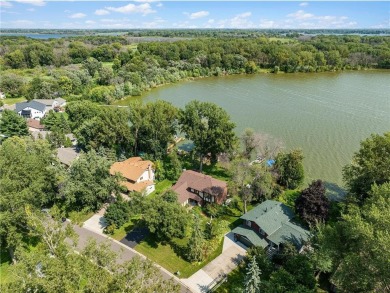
[148,164,152,180]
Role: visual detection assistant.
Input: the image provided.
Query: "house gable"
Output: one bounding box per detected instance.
[172,170,227,205]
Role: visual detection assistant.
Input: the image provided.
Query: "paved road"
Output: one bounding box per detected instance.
[120,227,149,248]
[68,223,193,293]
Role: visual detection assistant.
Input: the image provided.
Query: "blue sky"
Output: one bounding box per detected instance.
[0,1,389,29]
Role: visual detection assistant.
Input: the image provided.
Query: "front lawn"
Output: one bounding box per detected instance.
[110,217,141,241]
[2,97,26,105]
[67,210,95,225]
[135,235,224,278]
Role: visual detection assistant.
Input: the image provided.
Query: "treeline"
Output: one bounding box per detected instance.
[1,34,389,103]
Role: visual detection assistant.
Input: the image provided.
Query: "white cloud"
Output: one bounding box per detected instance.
[189,10,209,19]
[64,10,71,13]
[69,13,86,19]
[134,0,159,2]
[0,1,13,8]
[14,0,45,6]
[85,20,95,24]
[95,9,109,16]
[156,3,163,8]
[9,19,35,27]
[105,3,155,16]
[287,10,314,20]
[215,12,253,28]
[299,2,308,7]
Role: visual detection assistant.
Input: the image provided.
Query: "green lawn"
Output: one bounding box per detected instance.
[0,249,12,286]
[111,217,141,241]
[67,210,95,225]
[2,97,26,105]
[215,265,244,293]
[148,179,173,198]
[135,235,224,278]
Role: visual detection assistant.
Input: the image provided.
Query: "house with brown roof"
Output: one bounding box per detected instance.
[110,157,155,195]
[172,170,228,206]
[27,118,45,132]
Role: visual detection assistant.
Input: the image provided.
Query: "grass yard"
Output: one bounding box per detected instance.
[215,265,244,293]
[2,97,26,105]
[135,235,224,278]
[111,217,141,241]
[148,179,173,198]
[67,210,95,225]
[0,249,12,286]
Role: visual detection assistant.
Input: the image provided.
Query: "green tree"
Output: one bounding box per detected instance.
[97,67,114,85]
[76,108,133,155]
[65,100,102,131]
[244,256,261,293]
[4,49,26,69]
[180,100,236,171]
[295,180,329,225]
[82,57,102,77]
[275,149,304,189]
[68,41,89,63]
[143,197,189,241]
[62,150,121,212]
[314,183,390,292]
[343,132,390,203]
[186,214,205,262]
[0,110,29,137]
[0,137,59,261]
[0,73,27,98]
[104,200,131,229]
[161,190,179,203]
[163,151,183,181]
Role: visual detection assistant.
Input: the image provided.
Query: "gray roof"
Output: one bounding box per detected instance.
[235,200,310,249]
[267,221,310,247]
[15,100,46,113]
[241,200,295,235]
[33,99,56,106]
[31,131,50,140]
[56,147,79,166]
[231,226,268,248]
[55,98,66,105]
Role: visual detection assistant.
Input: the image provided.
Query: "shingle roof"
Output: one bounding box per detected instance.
[122,180,154,192]
[110,157,153,181]
[236,200,310,249]
[27,119,45,130]
[231,225,268,248]
[56,147,79,166]
[15,101,46,113]
[241,200,295,236]
[267,221,310,247]
[172,170,227,204]
[33,99,56,106]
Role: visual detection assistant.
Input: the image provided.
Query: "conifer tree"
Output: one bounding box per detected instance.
[244,256,261,293]
[186,214,205,262]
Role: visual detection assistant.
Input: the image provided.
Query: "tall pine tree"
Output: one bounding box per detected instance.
[244,256,261,293]
[186,214,205,262]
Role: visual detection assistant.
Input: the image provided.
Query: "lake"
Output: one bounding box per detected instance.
[118,71,390,186]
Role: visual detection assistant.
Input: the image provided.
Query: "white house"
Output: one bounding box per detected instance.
[110,157,155,195]
[15,101,46,119]
[34,98,66,112]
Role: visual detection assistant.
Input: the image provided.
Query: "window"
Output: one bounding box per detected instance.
[190,188,194,192]
[139,176,143,181]
[246,220,251,227]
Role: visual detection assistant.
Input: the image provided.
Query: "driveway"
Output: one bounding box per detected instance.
[120,227,149,248]
[69,222,193,293]
[83,214,107,234]
[181,232,247,293]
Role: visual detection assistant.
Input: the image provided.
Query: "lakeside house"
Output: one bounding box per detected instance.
[231,200,309,254]
[172,170,228,206]
[110,157,155,195]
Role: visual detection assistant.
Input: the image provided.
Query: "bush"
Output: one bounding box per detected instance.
[203,203,222,218]
[104,200,131,228]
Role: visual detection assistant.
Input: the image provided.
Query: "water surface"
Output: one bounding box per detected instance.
[120,71,390,185]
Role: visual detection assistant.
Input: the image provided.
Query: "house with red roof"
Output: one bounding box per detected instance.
[172,170,228,206]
